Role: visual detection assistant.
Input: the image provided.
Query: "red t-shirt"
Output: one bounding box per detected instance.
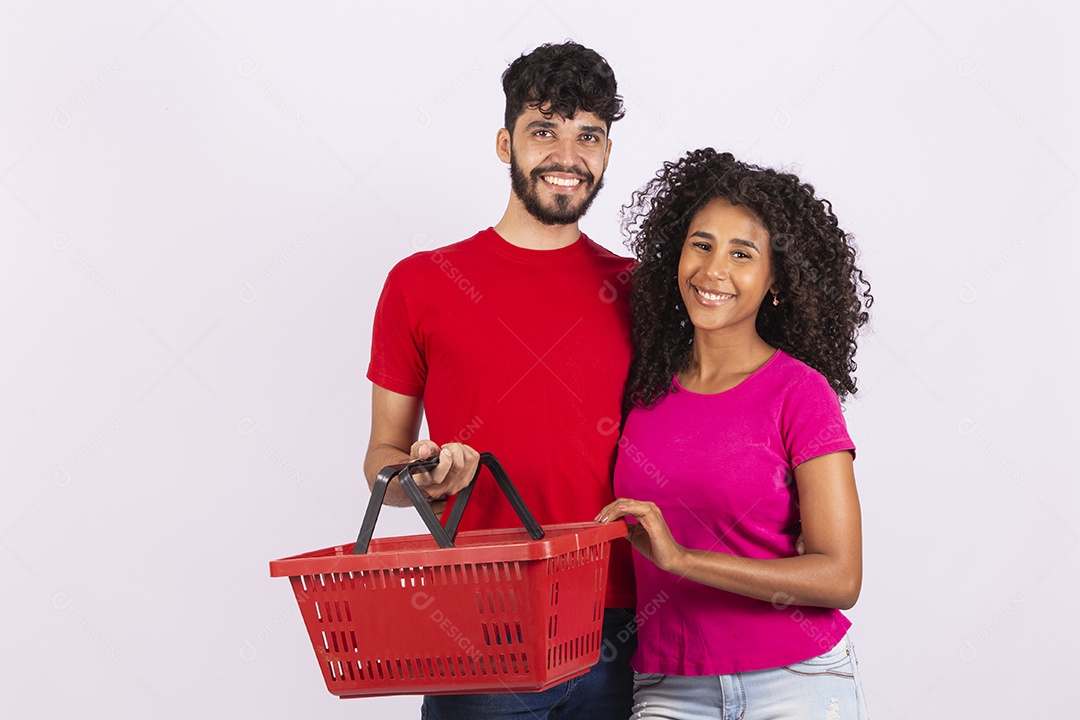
[367,228,636,608]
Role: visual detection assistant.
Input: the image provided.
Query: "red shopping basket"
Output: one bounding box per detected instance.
[269,452,627,699]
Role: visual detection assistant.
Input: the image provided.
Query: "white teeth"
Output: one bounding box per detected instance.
[543,176,581,187]
[696,287,733,302]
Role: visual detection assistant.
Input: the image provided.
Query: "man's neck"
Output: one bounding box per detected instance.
[493,196,582,250]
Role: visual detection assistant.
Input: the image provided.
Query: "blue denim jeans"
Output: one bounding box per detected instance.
[421,607,636,720]
[631,633,869,720]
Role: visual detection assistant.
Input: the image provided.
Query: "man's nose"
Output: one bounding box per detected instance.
[549,136,580,168]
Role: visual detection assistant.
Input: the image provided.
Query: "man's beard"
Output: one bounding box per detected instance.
[509,152,605,226]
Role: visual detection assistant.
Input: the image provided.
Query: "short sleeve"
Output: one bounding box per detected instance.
[366,261,427,397]
[781,371,855,468]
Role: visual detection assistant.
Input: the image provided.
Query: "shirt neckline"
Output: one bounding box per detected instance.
[481,227,589,264]
[673,348,784,397]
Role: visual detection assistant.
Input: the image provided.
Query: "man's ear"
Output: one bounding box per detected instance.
[603,136,613,171]
[496,127,512,164]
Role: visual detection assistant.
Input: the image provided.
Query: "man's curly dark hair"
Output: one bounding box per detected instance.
[622,148,873,413]
[502,41,624,132]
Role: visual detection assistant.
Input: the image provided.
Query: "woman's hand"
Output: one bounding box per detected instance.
[595,499,686,573]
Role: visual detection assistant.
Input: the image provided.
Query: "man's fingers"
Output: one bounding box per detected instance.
[411,440,440,458]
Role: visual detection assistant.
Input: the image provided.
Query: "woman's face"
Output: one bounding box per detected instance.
[677,197,775,337]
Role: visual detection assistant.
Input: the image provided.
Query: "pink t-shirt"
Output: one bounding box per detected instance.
[614,349,855,675]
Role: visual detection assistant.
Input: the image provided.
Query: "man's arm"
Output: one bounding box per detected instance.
[364,384,479,507]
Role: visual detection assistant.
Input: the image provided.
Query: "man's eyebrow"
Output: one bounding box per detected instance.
[525,119,559,130]
[579,124,606,137]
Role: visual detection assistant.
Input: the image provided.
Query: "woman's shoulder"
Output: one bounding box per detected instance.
[767,350,837,399]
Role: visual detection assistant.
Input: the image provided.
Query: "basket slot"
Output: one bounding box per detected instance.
[550,581,559,606]
[508,589,518,614]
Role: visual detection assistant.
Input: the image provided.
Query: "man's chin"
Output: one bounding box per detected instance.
[529,183,603,225]
[526,199,589,226]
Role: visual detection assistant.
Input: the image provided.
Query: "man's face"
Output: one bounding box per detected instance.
[501,106,612,226]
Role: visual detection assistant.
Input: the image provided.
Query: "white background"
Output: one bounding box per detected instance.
[3,1,1077,717]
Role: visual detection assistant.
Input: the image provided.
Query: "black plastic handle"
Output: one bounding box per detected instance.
[354,451,544,554]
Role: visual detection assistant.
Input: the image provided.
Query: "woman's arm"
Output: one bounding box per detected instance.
[596,450,862,609]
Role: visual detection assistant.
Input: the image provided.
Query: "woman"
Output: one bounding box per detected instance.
[596,148,873,719]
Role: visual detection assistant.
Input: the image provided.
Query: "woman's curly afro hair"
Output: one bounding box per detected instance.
[622,148,872,413]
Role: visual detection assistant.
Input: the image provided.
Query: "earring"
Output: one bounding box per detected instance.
[772,291,779,306]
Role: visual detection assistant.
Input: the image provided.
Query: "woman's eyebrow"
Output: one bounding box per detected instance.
[729,237,761,251]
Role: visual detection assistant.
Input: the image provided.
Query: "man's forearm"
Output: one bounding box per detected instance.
[364,442,417,507]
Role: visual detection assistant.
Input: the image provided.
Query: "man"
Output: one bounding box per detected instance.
[365,41,635,718]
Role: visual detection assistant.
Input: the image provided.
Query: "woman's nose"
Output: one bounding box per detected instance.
[703,254,728,280]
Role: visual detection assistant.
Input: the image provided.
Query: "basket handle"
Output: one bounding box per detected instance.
[354,451,544,554]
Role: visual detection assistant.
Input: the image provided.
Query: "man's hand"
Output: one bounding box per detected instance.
[409,440,481,505]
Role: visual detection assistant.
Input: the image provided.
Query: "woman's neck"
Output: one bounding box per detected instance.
[678,330,776,394]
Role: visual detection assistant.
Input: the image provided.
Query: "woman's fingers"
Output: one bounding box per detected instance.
[596,499,658,522]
